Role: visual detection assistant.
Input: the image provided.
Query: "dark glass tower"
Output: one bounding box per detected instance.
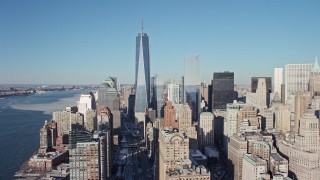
[151,75,164,118]
[212,72,235,110]
[135,24,150,115]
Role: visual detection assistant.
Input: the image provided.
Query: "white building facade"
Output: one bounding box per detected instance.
[284,64,312,103]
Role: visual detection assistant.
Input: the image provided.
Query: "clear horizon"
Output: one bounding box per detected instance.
[1,0,320,85]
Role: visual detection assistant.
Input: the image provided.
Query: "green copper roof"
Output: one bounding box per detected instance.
[312,56,320,72]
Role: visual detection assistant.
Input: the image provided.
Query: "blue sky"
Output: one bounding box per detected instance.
[1,0,320,85]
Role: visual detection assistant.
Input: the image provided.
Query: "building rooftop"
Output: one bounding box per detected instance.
[32,151,66,160]
[190,149,207,162]
[166,165,210,178]
[204,147,219,158]
[234,131,268,140]
[46,169,69,178]
[227,101,246,108]
[161,128,187,139]
[243,154,267,166]
[200,112,214,116]
[252,140,270,148]
[270,153,286,161]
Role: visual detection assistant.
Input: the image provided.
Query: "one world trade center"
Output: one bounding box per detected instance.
[134,22,150,123]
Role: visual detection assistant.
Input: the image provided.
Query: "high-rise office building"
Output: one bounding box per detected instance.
[198,112,214,150]
[135,23,151,121]
[85,109,97,132]
[224,101,246,154]
[167,83,180,105]
[158,129,210,180]
[78,93,94,116]
[274,105,290,133]
[39,120,57,149]
[293,92,311,134]
[120,85,133,108]
[70,142,100,179]
[277,108,320,180]
[68,131,92,149]
[178,104,192,132]
[98,133,112,179]
[212,72,235,110]
[228,134,248,180]
[285,64,312,102]
[242,154,269,180]
[53,109,83,139]
[164,101,178,129]
[260,108,274,130]
[184,55,200,122]
[274,68,283,98]
[69,132,111,180]
[97,77,121,134]
[228,132,278,180]
[256,78,268,109]
[176,104,198,149]
[97,77,119,111]
[251,77,272,93]
[295,109,319,152]
[180,76,185,104]
[251,77,271,107]
[237,106,259,128]
[200,82,209,105]
[151,75,164,118]
[309,56,320,97]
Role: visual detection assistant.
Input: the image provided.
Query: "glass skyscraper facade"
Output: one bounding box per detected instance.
[184,55,200,122]
[135,28,151,116]
[151,75,164,118]
[212,72,235,110]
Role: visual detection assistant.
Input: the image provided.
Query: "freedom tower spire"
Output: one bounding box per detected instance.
[134,20,150,125]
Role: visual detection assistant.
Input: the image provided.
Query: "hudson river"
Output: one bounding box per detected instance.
[0,90,83,179]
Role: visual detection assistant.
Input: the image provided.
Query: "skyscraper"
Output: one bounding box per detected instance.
[212,72,235,110]
[251,77,272,93]
[293,92,311,134]
[274,105,290,133]
[184,55,200,121]
[278,108,320,180]
[158,129,210,179]
[151,75,164,118]
[178,104,192,132]
[198,112,214,150]
[97,77,119,111]
[164,101,178,129]
[167,83,180,105]
[274,68,283,98]
[251,77,271,106]
[242,154,269,180]
[284,64,312,102]
[135,22,151,122]
[309,56,320,97]
[224,101,245,155]
[200,82,209,105]
[69,132,111,180]
[39,120,57,149]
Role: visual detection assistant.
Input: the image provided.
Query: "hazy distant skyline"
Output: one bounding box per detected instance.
[1,0,320,85]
